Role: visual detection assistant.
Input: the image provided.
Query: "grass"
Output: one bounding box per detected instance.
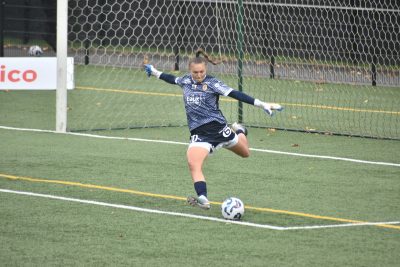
[0,127,399,266]
[0,59,399,266]
[1,193,398,266]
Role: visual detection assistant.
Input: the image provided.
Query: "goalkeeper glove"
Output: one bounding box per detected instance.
[144,64,162,78]
[254,99,283,116]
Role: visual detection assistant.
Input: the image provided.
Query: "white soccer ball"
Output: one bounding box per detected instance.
[221,197,245,220]
[28,45,43,56]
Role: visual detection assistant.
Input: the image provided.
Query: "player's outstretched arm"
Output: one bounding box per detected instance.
[144,64,162,78]
[228,90,283,116]
[144,64,177,85]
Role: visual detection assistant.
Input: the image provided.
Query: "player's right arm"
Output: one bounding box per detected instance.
[144,64,177,85]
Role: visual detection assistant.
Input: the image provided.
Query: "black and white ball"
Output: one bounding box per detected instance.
[221,197,245,220]
[28,45,43,56]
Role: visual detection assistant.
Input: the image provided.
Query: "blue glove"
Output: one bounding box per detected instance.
[144,64,162,78]
[144,64,153,77]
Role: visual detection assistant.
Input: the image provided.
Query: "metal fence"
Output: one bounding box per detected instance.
[1,0,399,86]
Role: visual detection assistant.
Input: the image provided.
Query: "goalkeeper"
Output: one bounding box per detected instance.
[144,50,283,210]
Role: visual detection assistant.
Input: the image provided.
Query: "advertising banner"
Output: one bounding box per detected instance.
[0,57,74,90]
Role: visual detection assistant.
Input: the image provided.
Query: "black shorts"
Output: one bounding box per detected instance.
[189,121,238,153]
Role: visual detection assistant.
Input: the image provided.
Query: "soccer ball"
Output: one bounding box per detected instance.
[221,197,244,220]
[28,45,43,56]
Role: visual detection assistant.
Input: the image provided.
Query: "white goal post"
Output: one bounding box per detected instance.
[56,0,68,133]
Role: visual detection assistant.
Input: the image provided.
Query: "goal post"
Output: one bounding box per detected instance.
[56,0,68,133]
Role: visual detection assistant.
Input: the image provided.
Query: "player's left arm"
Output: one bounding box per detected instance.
[228,90,283,116]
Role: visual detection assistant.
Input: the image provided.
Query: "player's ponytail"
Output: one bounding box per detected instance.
[190,48,222,66]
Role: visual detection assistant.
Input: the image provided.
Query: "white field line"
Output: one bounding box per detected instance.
[1,126,400,167]
[0,188,283,231]
[283,221,400,230]
[1,188,399,231]
[250,148,400,167]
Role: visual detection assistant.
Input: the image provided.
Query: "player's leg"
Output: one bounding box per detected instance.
[187,146,209,183]
[186,145,211,209]
[227,122,250,158]
[227,133,250,158]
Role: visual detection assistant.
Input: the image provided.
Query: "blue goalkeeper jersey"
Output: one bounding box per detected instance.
[174,74,233,131]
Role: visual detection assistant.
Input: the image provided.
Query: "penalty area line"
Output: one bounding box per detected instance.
[1,188,399,231]
[0,125,399,167]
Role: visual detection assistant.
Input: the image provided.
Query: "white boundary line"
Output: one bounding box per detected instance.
[1,189,399,231]
[250,148,400,167]
[0,188,283,231]
[1,125,400,167]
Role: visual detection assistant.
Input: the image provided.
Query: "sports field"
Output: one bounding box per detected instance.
[2,0,400,265]
[1,61,400,267]
[0,121,399,265]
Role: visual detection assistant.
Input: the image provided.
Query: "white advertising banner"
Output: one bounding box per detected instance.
[0,57,74,90]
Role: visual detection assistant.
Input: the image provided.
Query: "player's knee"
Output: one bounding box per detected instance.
[241,149,250,158]
[236,147,250,158]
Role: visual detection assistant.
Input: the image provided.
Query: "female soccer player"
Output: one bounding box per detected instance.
[144,51,282,210]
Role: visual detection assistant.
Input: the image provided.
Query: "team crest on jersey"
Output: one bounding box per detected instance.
[202,84,208,91]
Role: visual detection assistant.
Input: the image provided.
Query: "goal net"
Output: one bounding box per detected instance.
[67,0,400,139]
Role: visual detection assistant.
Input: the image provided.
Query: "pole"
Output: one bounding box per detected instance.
[371,9,377,86]
[174,3,185,71]
[237,0,244,123]
[0,0,4,57]
[268,4,275,79]
[371,55,377,86]
[84,5,90,65]
[56,0,68,132]
[270,54,275,79]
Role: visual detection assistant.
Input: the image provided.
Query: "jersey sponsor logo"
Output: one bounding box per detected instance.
[186,93,204,107]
